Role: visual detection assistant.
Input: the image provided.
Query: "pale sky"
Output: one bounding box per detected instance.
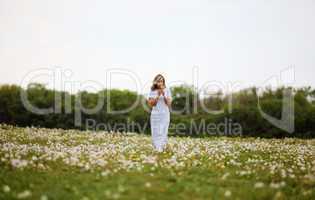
[1,0,314,95]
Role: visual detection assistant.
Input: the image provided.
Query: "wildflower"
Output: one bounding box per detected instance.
[254,182,264,188]
[221,172,230,180]
[145,182,151,188]
[2,185,10,193]
[17,190,32,199]
[40,195,48,200]
[224,190,231,197]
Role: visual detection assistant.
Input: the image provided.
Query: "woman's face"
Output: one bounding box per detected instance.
[156,79,164,88]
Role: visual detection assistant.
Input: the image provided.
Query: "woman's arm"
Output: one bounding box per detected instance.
[162,89,172,107]
[147,90,162,107]
[147,96,159,107]
[163,96,172,107]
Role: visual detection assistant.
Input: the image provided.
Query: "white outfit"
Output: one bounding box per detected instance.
[147,87,172,151]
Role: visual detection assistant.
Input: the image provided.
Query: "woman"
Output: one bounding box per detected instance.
[147,74,172,152]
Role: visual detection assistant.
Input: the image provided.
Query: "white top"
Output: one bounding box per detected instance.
[147,87,172,114]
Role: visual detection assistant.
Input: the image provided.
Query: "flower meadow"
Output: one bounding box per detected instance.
[0,124,314,200]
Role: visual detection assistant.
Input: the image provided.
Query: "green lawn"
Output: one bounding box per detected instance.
[0,124,314,200]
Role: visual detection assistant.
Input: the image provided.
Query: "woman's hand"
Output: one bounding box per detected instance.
[147,96,159,107]
[148,89,169,108]
[162,89,172,107]
[157,89,164,96]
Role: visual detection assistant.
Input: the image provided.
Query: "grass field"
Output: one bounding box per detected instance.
[0,124,314,200]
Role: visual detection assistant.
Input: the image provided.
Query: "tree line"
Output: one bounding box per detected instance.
[0,83,314,138]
